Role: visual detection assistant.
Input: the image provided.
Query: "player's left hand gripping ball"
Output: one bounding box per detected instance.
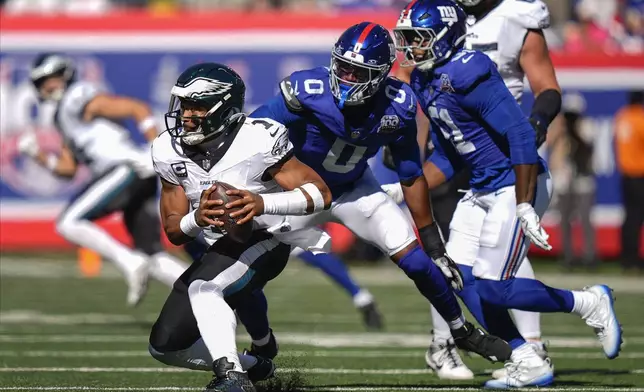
[224,187,265,226]
[516,202,552,251]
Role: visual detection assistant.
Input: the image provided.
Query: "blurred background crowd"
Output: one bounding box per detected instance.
[0,0,642,273]
[2,0,643,53]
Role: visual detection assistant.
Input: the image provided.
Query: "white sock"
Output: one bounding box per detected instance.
[431,305,453,342]
[448,314,466,330]
[511,258,542,340]
[352,289,374,308]
[571,290,598,318]
[252,332,271,347]
[150,252,188,286]
[188,279,242,372]
[56,219,146,276]
[149,338,257,372]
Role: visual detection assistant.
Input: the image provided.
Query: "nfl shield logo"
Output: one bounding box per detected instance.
[202,159,211,170]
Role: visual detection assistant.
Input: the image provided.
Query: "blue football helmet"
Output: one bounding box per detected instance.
[330,22,396,108]
[394,0,468,70]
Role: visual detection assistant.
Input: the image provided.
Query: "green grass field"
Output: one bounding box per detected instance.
[1,253,643,391]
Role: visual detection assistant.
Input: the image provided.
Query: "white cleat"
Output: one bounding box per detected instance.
[425,338,474,380]
[485,343,554,389]
[126,258,150,307]
[492,341,551,379]
[582,285,623,359]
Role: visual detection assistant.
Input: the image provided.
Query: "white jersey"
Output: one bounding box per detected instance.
[55,81,151,176]
[464,0,550,102]
[151,116,330,252]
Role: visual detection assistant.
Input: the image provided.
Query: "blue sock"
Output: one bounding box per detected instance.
[458,267,524,350]
[476,277,575,313]
[397,245,462,322]
[235,289,270,341]
[298,251,361,297]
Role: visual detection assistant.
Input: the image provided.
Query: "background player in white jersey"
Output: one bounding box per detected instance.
[17,53,188,307]
[148,62,333,392]
[385,0,563,379]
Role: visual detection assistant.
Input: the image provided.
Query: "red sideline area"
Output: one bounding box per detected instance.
[1,218,643,258]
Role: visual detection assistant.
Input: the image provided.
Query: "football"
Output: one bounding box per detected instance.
[208,181,254,243]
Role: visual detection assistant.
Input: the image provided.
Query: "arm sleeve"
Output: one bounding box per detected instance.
[461,75,538,166]
[428,131,458,181]
[250,93,304,127]
[388,119,424,182]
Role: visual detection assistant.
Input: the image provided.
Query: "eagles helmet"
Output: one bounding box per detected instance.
[165,63,246,146]
[30,53,76,101]
[394,0,468,70]
[330,22,396,108]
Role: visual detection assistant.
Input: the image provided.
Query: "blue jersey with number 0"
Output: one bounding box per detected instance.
[410,49,546,192]
[251,66,423,198]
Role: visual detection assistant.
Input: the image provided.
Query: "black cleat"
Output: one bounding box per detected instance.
[246,329,279,360]
[243,350,276,383]
[359,302,384,330]
[451,321,512,363]
[205,357,255,392]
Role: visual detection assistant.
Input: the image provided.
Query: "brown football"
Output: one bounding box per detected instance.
[208,181,253,243]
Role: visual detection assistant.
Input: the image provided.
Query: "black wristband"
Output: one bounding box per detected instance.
[418,221,445,259]
[530,89,562,130]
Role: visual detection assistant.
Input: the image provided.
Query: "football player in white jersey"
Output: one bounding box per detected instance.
[17,53,188,307]
[386,0,562,381]
[148,63,333,392]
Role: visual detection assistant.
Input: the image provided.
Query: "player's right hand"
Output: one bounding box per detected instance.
[516,202,552,251]
[433,252,464,291]
[196,185,225,228]
[382,145,396,171]
[17,132,39,158]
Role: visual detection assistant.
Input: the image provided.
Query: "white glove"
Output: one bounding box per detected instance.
[516,202,552,251]
[381,182,404,204]
[433,253,464,291]
[17,132,40,158]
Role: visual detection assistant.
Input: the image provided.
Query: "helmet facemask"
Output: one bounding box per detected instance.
[394,26,453,71]
[165,94,245,146]
[330,52,390,108]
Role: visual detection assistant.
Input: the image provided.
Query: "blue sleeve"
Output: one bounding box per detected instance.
[388,120,424,182]
[461,74,538,166]
[250,93,303,126]
[429,131,458,181]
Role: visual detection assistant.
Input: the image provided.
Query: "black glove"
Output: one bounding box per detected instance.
[418,222,464,291]
[382,145,396,171]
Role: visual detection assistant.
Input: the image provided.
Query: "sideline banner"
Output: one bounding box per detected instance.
[1,13,643,255]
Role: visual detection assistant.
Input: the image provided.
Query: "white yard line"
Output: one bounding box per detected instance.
[0,349,643,360]
[0,367,643,376]
[1,332,642,348]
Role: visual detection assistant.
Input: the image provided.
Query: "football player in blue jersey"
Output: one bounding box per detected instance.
[249,21,512,363]
[385,0,622,388]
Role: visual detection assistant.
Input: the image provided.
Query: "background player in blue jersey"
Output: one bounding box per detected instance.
[388,0,622,388]
[250,21,512,363]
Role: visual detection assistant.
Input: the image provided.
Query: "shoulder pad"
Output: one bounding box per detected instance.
[279,77,303,112]
[284,67,331,109]
[505,0,551,30]
[384,77,417,119]
[151,132,181,185]
[61,81,103,114]
[443,50,495,93]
